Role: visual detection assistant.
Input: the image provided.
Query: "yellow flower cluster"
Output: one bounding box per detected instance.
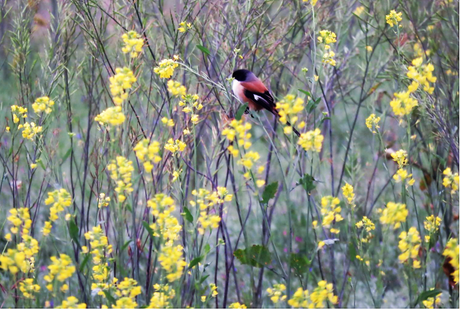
[391,149,408,168]
[44,254,76,291]
[393,168,415,185]
[179,93,202,125]
[222,119,252,156]
[178,21,192,33]
[298,128,324,153]
[19,122,42,140]
[386,10,402,27]
[288,281,338,308]
[320,196,343,232]
[109,67,137,105]
[134,138,162,172]
[354,6,365,16]
[390,89,418,117]
[190,187,232,234]
[43,188,72,236]
[442,167,459,193]
[406,57,436,94]
[167,80,187,97]
[121,31,144,58]
[112,277,142,308]
[148,284,175,308]
[302,0,317,6]
[58,296,86,309]
[365,114,380,134]
[398,227,421,268]
[98,193,111,208]
[266,283,287,303]
[341,183,355,204]
[317,30,337,66]
[95,106,126,126]
[107,156,134,202]
[0,208,39,277]
[424,215,441,243]
[147,194,186,282]
[229,302,247,309]
[355,216,375,243]
[19,278,40,299]
[84,225,113,295]
[154,57,179,79]
[442,238,459,285]
[32,96,54,114]
[161,117,175,127]
[164,138,187,155]
[275,94,306,134]
[11,105,27,123]
[379,202,408,229]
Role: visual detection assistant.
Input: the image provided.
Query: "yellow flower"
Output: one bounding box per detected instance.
[275,94,305,132]
[44,254,76,287]
[154,58,179,79]
[398,227,421,268]
[442,167,459,193]
[317,30,337,44]
[354,6,365,16]
[320,196,343,228]
[422,289,441,309]
[11,105,28,124]
[109,67,137,105]
[298,128,324,152]
[210,283,218,297]
[158,242,187,282]
[379,202,408,229]
[342,183,355,204]
[19,278,40,299]
[178,21,192,33]
[32,96,54,114]
[45,188,72,222]
[167,80,187,97]
[386,10,402,27]
[59,296,86,309]
[229,302,247,309]
[134,139,162,172]
[365,114,380,133]
[390,90,418,116]
[366,45,373,52]
[121,31,144,58]
[148,284,175,308]
[393,168,415,185]
[107,156,134,202]
[302,0,317,5]
[95,106,126,126]
[391,149,408,168]
[42,221,52,236]
[97,193,111,208]
[267,284,287,304]
[19,122,42,140]
[164,138,187,154]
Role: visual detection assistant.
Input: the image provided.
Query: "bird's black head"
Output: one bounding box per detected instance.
[232,69,252,82]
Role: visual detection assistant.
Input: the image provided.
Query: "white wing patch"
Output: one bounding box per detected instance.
[254,94,268,104]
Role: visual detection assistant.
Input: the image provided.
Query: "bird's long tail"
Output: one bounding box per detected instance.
[270,109,301,137]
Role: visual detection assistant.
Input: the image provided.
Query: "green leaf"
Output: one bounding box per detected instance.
[79,253,90,272]
[183,207,194,223]
[235,103,248,121]
[121,240,132,252]
[103,291,116,307]
[348,242,356,262]
[199,275,210,284]
[290,253,310,276]
[204,244,211,255]
[298,89,311,97]
[142,221,154,237]
[197,45,211,56]
[299,174,316,192]
[306,98,320,113]
[262,181,278,204]
[189,256,203,269]
[413,289,442,308]
[68,220,80,248]
[234,245,272,268]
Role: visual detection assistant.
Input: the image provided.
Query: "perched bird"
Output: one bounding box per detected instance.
[232,69,300,137]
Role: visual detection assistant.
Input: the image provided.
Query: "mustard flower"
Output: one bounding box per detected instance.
[354,6,365,16]
[134,139,162,172]
[113,297,137,309]
[406,57,437,94]
[422,290,441,309]
[266,284,287,303]
[275,94,304,134]
[58,296,86,309]
[109,67,137,105]
[32,96,54,114]
[222,119,252,151]
[390,90,418,116]
[424,215,441,243]
[379,202,408,229]
[210,283,218,297]
[398,227,422,269]
[116,277,142,299]
[121,30,144,58]
[45,188,72,222]
[44,254,76,291]
[302,0,317,5]
[288,287,310,308]
[95,106,126,126]
[341,182,355,204]
[164,138,187,154]
[229,302,247,309]
[442,167,459,193]
[365,114,380,133]
[298,128,324,152]
[317,30,337,45]
[355,216,375,243]
[320,196,343,228]
[11,105,28,123]
[19,278,40,299]
[154,57,179,79]
[98,193,111,208]
[158,242,187,282]
[178,21,192,32]
[148,284,175,308]
[442,238,459,285]
[107,156,134,202]
[391,149,408,168]
[393,168,415,185]
[18,122,42,140]
[7,207,32,235]
[386,10,402,27]
[167,80,187,97]
[198,212,221,234]
[310,280,339,307]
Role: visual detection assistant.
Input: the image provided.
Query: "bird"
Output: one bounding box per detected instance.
[232,69,300,137]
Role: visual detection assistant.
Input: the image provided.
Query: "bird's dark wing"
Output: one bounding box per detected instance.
[243,89,277,114]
